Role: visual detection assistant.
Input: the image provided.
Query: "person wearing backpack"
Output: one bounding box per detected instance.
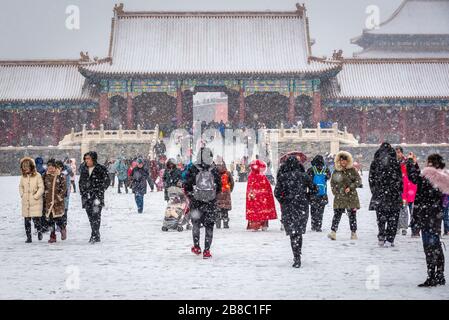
[184,147,221,259]
[215,161,234,229]
[307,155,331,232]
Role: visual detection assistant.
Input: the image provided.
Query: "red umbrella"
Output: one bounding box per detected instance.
[279,151,307,164]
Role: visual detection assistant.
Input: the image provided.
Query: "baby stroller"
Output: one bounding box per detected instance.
[162,186,189,232]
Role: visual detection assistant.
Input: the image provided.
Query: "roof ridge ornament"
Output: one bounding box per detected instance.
[114,3,124,15]
[296,3,306,18]
[332,50,344,61]
[80,51,90,62]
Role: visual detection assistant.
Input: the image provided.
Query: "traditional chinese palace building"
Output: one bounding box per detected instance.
[0,0,448,146]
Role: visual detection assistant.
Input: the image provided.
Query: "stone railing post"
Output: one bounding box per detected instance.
[316,122,321,138]
[137,124,142,138]
[82,124,87,139]
[100,124,104,139]
[118,124,123,139]
[155,124,159,139]
[344,126,348,139]
[298,122,303,137]
[70,128,75,141]
[332,122,338,136]
[280,122,284,138]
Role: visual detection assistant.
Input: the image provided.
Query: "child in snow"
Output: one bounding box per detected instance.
[307,155,331,232]
[246,159,277,231]
[19,157,45,243]
[130,158,152,214]
[215,161,234,229]
[42,159,67,243]
[163,158,182,201]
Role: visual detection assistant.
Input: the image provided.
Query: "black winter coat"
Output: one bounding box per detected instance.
[275,157,317,236]
[79,163,110,208]
[407,161,444,234]
[368,143,403,211]
[130,167,152,195]
[184,163,222,226]
[163,167,182,201]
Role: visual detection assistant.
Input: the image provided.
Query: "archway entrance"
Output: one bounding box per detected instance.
[108,95,126,129]
[192,92,229,124]
[295,95,313,127]
[133,92,176,132]
[245,92,288,128]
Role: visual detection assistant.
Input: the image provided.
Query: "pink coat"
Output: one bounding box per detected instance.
[400,161,417,203]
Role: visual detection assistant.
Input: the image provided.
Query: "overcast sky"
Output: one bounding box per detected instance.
[0,0,403,60]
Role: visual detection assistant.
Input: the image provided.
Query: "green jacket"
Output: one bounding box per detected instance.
[331,167,362,209]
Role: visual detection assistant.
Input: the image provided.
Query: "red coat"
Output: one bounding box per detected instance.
[400,160,417,203]
[246,160,277,222]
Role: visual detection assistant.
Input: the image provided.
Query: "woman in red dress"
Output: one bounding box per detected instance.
[246,159,277,231]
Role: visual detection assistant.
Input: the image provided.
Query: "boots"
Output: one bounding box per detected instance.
[61,228,67,241]
[191,246,202,255]
[223,219,229,229]
[203,250,212,259]
[292,255,301,268]
[328,231,337,240]
[48,232,57,243]
[435,271,446,286]
[25,233,32,243]
[38,232,43,241]
[216,219,222,229]
[419,246,437,287]
[418,277,437,287]
[435,245,445,286]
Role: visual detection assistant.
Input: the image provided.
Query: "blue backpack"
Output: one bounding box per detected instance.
[312,166,327,196]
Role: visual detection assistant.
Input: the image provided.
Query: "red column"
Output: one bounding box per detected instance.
[439,109,447,143]
[126,93,134,129]
[312,91,322,125]
[398,108,407,143]
[54,110,61,145]
[288,91,295,124]
[176,87,183,127]
[359,109,368,143]
[239,87,245,125]
[99,92,110,125]
[321,105,327,122]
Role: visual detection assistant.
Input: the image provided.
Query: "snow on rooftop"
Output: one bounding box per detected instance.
[329,60,449,99]
[83,13,338,75]
[354,49,449,59]
[0,62,93,103]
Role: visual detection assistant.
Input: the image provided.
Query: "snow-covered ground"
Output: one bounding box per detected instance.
[0,173,448,300]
